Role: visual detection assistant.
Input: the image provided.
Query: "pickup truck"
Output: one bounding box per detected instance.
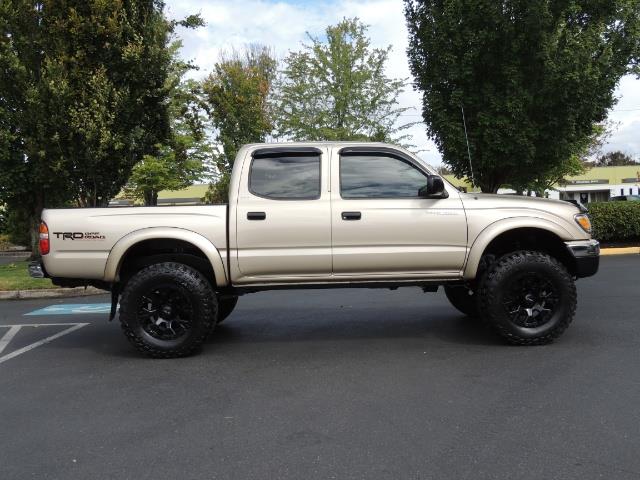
[31,142,599,358]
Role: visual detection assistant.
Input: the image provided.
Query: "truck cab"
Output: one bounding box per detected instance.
[229,143,467,285]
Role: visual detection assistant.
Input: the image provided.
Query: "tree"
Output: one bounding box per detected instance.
[0,0,196,255]
[124,44,212,206]
[596,151,639,166]
[273,18,414,143]
[514,154,586,197]
[202,45,277,203]
[436,164,452,175]
[405,1,640,193]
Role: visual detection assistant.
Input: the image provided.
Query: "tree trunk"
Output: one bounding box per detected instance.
[479,183,500,194]
[477,173,505,194]
[143,189,158,206]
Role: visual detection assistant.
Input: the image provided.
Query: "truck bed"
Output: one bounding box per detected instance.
[41,205,228,280]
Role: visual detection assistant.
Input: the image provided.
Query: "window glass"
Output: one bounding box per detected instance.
[340,155,428,198]
[249,155,321,199]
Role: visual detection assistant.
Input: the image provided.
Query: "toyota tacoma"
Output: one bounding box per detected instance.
[30,142,599,357]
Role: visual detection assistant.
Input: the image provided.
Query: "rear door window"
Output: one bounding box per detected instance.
[249,155,321,200]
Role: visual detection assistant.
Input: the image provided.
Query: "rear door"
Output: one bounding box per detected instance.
[234,146,332,282]
[330,146,467,278]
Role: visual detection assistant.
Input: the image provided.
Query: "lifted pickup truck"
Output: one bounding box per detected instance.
[32,142,599,357]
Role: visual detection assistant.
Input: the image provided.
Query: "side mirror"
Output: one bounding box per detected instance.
[419,175,449,199]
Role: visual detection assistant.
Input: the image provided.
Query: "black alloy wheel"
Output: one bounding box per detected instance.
[502,273,559,329]
[138,284,194,341]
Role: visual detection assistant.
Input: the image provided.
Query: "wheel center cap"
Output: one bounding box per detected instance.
[161,305,173,317]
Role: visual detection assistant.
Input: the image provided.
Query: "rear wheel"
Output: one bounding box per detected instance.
[119,262,217,358]
[477,251,576,345]
[444,285,478,317]
[216,296,238,324]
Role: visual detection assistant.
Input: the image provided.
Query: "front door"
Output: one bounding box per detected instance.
[330,147,467,277]
[235,147,332,281]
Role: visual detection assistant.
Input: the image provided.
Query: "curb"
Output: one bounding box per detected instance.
[0,286,107,301]
[600,247,640,256]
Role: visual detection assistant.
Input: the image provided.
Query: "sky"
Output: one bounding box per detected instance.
[165,0,640,166]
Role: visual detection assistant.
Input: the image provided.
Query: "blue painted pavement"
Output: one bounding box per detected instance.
[24,303,113,316]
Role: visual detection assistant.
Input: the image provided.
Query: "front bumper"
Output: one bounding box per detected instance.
[565,239,600,278]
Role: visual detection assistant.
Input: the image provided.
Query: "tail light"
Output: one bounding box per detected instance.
[39,221,50,255]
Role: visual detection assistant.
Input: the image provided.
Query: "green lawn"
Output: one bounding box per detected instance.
[0,260,56,291]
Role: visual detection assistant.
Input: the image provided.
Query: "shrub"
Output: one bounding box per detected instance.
[588,201,640,242]
[2,206,31,247]
[0,234,12,251]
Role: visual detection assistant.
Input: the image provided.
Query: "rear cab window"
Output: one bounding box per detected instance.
[249,149,321,200]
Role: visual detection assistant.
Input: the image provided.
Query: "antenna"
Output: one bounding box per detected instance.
[460,104,475,187]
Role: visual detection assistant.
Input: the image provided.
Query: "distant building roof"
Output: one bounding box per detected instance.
[443,165,640,191]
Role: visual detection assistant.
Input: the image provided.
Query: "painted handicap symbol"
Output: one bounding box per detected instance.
[25,303,113,316]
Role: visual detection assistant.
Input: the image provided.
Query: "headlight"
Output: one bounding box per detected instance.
[574,214,591,233]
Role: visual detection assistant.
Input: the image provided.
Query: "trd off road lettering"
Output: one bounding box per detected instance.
[33,142,599,358]
[53,232,105,240]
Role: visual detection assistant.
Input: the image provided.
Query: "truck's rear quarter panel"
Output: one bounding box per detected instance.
[41,206,227,280]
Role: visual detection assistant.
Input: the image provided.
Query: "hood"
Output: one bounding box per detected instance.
[459,193,582,216]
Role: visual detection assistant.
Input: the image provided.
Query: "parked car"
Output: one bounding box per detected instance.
[611,195,640,201]
[30,142,599,357]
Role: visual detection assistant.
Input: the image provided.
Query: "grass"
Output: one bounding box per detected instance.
[0,260,56,291]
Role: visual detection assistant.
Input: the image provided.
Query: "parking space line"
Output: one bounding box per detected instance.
[0,323,89,365]
[0,326,22,355]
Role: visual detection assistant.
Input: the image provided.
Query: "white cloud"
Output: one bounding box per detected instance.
[166,0,640,165]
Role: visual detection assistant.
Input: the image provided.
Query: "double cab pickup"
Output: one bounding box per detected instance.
[31,142,599,357]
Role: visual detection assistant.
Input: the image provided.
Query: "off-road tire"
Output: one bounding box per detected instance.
[444,285,478,317]
[119,262,217,358]
[216,296,238,324]
[477,251,577,345]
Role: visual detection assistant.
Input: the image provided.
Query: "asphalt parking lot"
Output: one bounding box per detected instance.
[1,255,639,480]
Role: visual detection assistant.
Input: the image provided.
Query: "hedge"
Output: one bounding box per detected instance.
[588,201,640,243]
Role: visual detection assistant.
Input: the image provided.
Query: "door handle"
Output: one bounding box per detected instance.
[341,211,361,221]
[247,211,266,220]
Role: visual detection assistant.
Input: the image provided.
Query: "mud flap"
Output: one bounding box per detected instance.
[109,285,119,322]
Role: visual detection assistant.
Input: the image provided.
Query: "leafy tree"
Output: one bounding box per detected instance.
[436,164,453,175]
[514,154,586,197]
[202,45,277,203]
[0,0,197,255]
[124,44,212,206]
[0,205,31,247]
[596,150,639,166]
[405,0,640,193]
[273,18,414,143]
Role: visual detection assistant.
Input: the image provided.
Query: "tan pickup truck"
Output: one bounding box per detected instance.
[31,142,599,357]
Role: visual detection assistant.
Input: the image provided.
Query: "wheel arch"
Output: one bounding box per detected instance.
[463,219,575,280]
[104,227,228,288]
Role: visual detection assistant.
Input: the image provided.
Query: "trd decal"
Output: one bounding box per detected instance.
[52,232,106,240]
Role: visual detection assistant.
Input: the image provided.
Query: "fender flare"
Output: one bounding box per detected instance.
[103,227,228,287]
[463,217,572,280]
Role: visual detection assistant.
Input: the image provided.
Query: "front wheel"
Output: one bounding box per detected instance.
[477,251,577,345]
[119,262,217,358]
